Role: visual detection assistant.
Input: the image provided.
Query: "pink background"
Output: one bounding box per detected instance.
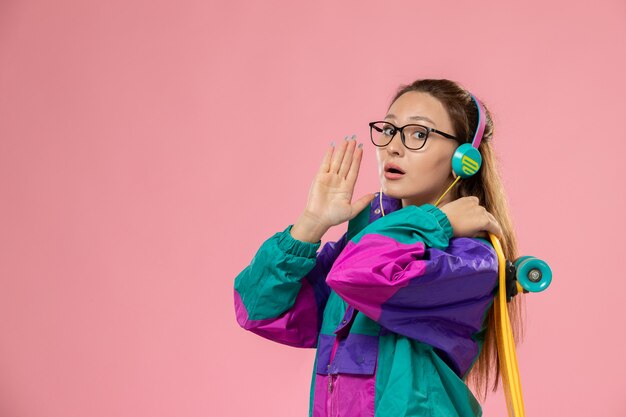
[1,0,624,416]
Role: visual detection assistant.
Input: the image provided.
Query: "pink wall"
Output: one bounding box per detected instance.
[1,0,624,416]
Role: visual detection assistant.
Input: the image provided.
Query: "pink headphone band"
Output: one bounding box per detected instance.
[469,93,486,149]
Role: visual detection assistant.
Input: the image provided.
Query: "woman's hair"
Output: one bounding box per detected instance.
[386,78,526,403]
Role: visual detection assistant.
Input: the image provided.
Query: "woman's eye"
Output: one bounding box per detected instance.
[412,131,426,139]
[383,128,395,136]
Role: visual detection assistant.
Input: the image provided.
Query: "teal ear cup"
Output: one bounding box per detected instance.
[451,142,483,178]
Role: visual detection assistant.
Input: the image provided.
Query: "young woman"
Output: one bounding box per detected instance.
[233,78,525,416]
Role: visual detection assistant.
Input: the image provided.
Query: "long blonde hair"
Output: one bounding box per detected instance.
[387,78,526,402]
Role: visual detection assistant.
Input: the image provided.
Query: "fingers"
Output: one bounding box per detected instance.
[464,197,503,240]
[346,141,363,184]
[484,211,504,239]
[339,136,357,178]
[451,196,504,241]
[319,143,334,174]
[474,230,489,239]
[323,135,360,178]
[329,136,351,174]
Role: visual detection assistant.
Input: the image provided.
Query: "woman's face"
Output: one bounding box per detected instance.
[375,91,459,208]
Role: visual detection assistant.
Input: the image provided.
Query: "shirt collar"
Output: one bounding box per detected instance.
[370,191,402,222]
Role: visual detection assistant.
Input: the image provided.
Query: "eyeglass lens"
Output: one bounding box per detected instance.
[371,122,429,150]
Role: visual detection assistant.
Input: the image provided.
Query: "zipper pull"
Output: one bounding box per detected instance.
[327,365,334,393]
[327,362,337,393]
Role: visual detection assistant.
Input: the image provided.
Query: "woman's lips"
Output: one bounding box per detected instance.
[384,171,405,180]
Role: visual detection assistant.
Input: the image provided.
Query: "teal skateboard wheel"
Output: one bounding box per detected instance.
[513,256,534,267]
[515,256,552,293]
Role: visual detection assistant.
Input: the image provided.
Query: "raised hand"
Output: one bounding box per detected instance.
[290,135,377,243]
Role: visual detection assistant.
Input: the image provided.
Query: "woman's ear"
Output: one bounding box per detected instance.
[451,169,458,179]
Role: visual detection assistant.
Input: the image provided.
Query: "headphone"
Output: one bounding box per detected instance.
[379,92,487,216]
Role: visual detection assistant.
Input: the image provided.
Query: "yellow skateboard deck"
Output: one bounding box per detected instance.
[489,232,525,417]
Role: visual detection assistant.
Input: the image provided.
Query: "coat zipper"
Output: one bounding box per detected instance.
[327,336,340,416]
[328,373,336,416]
[328,306,354,416]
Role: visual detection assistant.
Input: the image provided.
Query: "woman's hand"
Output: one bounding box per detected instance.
[439,196,504,240]
[298,136,377,231]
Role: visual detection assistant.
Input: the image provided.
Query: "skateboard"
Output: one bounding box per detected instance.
[488,232,552,417]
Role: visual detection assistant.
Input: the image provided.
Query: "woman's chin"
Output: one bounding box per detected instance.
[381,179,411,194]
[380,186,406,200]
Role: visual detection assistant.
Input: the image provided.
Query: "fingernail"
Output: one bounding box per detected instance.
[351,134,357,140]
[344,136,348,140]
[330,141,335,147]
[357,143,363,149]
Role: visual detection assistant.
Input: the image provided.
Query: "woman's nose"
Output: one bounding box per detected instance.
[386,133,404,155]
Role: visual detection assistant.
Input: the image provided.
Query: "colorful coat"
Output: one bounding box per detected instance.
[233,192,499,416]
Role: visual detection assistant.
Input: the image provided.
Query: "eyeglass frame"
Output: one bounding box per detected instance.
[368,120,459,150]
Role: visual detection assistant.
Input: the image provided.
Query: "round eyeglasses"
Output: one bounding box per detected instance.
[368,121,458,150]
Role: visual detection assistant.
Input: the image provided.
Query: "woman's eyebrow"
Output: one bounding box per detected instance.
[385,114,436,126]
